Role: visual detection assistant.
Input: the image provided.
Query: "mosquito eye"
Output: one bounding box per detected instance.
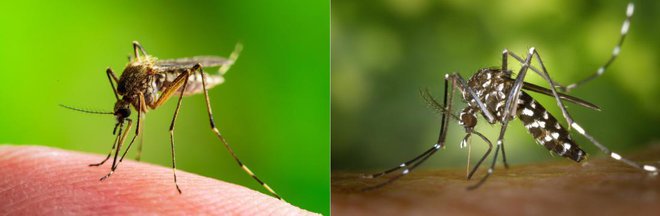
[115,108,131,118]
[122,108,131,117]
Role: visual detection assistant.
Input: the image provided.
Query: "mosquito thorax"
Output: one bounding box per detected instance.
[461,68,518,122]
[116,62,156,100]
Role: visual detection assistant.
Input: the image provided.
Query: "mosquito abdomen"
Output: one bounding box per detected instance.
[517,92,586,162]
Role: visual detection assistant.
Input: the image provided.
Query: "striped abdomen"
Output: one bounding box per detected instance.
[516,92,586,162]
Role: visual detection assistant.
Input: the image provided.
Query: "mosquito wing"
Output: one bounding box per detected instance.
[521,81,601,111]
[156,56,234,69]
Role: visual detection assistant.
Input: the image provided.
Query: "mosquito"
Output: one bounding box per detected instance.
[363,2,657,190]
[61,41,282,200]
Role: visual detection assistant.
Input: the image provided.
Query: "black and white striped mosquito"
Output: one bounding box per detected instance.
[363,2,657,190]
[62,42,283,200]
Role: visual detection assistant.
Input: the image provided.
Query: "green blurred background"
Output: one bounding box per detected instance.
[332,0,660,172]
[0,0,328,214]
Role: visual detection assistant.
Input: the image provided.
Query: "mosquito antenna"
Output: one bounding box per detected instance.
[59,104,114,115]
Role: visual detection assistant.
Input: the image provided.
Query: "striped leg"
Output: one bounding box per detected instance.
[167,69,192,194]
[362,74,458,190]
[558,2,635,92]
[512,48,658,174]
[499,49,511,169]
[363,72,502,190]
[218,43,243,75]
[506,3,635,93]
[362,143,442,191]
[196,65,283,200]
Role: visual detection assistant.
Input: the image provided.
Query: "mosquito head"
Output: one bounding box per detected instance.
[459,107,478,131]
[113,99,131,124]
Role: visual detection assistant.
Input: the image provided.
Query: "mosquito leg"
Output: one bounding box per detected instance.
[118,93,145,163]
[461,133,473,177]
[378,88,466,178]
[439,74,455,144]
[134,96,147,162]
[132,41,149,61]
[100,119,133,181]
[195,64,283,200]
[363,144,440,179]
[138,66,193,193]
[500,49,510,169]
[365,78,453,179]
[167,70,191,194]
[106,68,120,100]
[90,68,121,167]
[469,48,535,190]
[362,143,441,191]
[504,4,635,93]
[559,3,634,92]
[466,131,493,180]
[89,132,120,167]
[364,73,457,190]
[218,43,243,75]
[527,49,658,174]
[135,127,144,162]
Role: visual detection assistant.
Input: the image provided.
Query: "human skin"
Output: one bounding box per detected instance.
[332,144,660,215]
[0,145,317,215]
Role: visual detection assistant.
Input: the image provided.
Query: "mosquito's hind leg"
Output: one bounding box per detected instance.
[166,71,192,194]
[218,43,243,75]
[143,67,195,194]
[559,3,634,92]
[524,48,659,174]
[194,64,283,200]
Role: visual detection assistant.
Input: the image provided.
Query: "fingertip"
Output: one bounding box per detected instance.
[0,145,318,215]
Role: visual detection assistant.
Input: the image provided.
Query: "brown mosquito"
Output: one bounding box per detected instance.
[62,41,282,200]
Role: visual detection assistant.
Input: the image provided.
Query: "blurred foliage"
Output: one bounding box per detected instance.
[332,0,660,171]
[0,0,328,214]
